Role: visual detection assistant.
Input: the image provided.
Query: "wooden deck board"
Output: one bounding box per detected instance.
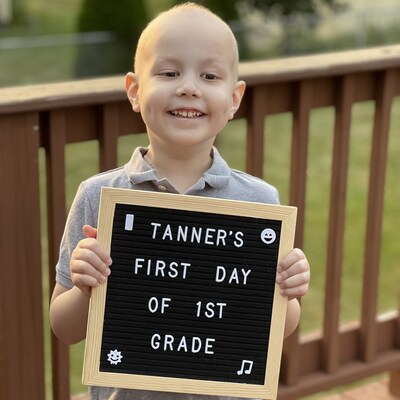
[321,379,399,400]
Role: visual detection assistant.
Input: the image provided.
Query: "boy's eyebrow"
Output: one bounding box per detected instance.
[152,55,180,65]
[153,55,231,69]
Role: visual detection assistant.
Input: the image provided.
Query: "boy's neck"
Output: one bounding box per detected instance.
[145,145,213,194]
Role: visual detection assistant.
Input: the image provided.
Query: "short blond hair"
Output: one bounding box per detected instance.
[133,2,239,77]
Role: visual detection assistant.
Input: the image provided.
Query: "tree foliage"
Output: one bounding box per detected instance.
[77,0,147,45]
[244,0,344,16]
[75,0,147,77]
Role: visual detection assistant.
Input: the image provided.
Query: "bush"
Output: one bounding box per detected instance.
[75,0,148,78]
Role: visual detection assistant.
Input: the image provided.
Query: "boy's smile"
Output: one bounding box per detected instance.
[168,109,205,119]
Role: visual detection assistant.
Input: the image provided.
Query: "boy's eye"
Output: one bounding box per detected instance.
[161,71,179,78]
[201,73,218,81]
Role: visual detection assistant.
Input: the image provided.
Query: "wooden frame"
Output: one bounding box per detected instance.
[83,187,297,399]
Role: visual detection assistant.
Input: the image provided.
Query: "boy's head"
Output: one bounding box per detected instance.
[125,2,245,150]
[134,2,240,80]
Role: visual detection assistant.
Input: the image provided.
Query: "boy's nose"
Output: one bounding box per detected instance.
[176,78,201,97]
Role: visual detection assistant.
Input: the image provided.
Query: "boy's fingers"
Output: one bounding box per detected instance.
[278,248,305,272]
[70,233,113,295]
[72,271,100,287]
[83,224,97,239]
[76,238,112,270]
[71,259,109,284]
[72,272,100,296]
[277,257,309,282]
[280,283,309,299]
[278,270,309,290]
[72,246,110,276]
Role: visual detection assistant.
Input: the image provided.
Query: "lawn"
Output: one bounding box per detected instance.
[38,98,400,397]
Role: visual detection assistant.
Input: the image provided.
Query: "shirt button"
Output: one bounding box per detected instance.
[158,185,167,191]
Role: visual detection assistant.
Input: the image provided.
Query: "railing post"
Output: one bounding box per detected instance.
[289,80,312,247]
[322,75,354,373]
[246,86,266,178]
[360,69,396,362]
[388,293,400,396]
[281,80,312,388]
[100,103,119,172]
[0,113,45,399]
[389,370,400,397]
[43,110,70,400]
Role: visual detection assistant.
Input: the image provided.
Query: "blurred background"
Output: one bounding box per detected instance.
[1,0,400,87]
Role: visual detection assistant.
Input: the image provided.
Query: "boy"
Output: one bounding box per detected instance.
[50,3,310,400]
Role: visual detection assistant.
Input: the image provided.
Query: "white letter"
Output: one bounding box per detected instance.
[161,298,171,314]
[216,229,227,246]
[216,303,227,318]
[190,227,202,243]
[151,222,161,239]
[148,297,158,313]
[155,260,166,277]
[177,225,188,242]
[168,262,178,278]
[191,337,202,353]
[164,334,174,351]
[234,231,244,248]
[151,333,160,350]
[162,224,173,240]
[196,301,202,317]
[205,302,215,318]
[204,228,215,245]
[177,336,188,352]
[215,266,226,283]
[134,258,144,274]
[146,259,152,275]
[205,338,215,354]
[229,268,239,284]
[181,262,190,279]
[241,269,252,285]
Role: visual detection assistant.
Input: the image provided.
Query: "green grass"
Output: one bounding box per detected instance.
[38,99,400,397]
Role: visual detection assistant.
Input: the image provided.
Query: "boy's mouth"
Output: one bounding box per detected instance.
[169,110,205,118]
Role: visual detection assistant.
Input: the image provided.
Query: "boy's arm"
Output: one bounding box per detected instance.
[50,225,112,345]
[284,299,301,338]
[50,283,91,344]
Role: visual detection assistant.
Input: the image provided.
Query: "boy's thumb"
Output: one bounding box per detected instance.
[83,224,97,239]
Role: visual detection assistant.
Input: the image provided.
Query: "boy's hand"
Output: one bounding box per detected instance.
[276,248,310,300]
[70,225,112,297]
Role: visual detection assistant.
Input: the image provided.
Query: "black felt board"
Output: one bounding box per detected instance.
[99,203,281,385]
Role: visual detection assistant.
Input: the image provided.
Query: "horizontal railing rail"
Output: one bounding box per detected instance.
[1,45,400,400]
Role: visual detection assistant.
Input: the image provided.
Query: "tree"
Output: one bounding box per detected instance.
[75,0,148,77]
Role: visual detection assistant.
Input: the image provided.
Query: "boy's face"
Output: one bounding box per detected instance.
[126,11,245,153]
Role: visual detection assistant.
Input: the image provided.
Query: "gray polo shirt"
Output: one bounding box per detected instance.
[56,146,279,400]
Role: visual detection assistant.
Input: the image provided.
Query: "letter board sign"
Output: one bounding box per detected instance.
[83,188,297,399]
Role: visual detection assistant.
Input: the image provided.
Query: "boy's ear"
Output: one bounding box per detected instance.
[229,80,246,120]
[125,72,140,112]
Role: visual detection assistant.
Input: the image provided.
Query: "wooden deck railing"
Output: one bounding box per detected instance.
[1,45,400,400]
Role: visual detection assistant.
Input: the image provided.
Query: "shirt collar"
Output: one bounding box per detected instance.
[124,147,231,189]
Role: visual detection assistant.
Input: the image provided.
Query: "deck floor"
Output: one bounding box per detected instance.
[321,379,398,400]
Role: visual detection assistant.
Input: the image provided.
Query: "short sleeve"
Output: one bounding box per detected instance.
[55,182,96,289]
